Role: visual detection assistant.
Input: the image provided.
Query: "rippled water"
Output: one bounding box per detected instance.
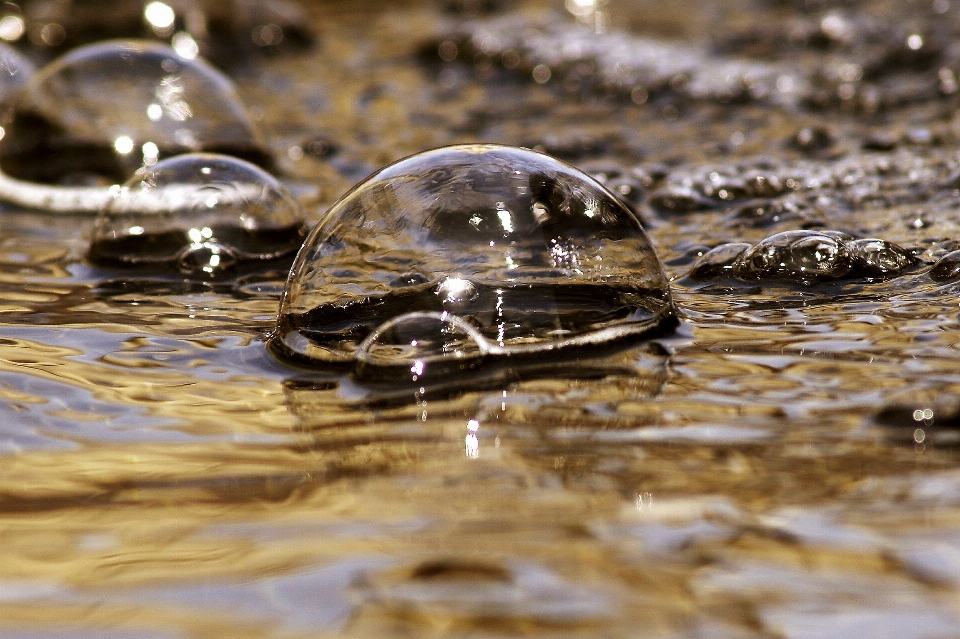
[6,1,960,637]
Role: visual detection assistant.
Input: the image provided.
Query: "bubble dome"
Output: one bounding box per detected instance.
[270,144,677,369]
[0,39,269,186]
[87,153,306,277]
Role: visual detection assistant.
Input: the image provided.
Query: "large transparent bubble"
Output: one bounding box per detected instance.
[270,144,677,372]
[87,153,306,277]
[0,39,269,186]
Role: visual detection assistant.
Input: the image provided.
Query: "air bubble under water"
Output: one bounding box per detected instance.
[87,153,306,277]
[270,144,677,376]
[0,39,269,185]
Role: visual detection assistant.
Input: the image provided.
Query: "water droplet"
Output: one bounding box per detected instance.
[0,40,270,185]
[271,144,676,367]
[87,153,306,277]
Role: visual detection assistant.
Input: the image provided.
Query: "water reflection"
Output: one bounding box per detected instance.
[7,1,960,637]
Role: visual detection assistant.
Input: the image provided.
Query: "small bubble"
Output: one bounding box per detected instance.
[688,243,751,280]
[791,126,834,154]
[87,153,305,277]
[532,64,551,84]
[38,23,66,47]
[438,40,459,62]
[251,23,284,47]
[353,311,487,386]
[849,238,916,276]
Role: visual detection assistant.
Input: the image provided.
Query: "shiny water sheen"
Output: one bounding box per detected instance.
[6,2,960,639]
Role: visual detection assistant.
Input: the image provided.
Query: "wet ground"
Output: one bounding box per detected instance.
[4,0,960,637]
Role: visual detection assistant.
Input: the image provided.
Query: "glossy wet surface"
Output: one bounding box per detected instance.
[5,1,960,637]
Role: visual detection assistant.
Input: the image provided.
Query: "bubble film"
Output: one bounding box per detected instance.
[0,39,269,184]
[271,144,677,369]
[87,153,306,277]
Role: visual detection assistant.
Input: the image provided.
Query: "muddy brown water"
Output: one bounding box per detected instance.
[4,1,960,637]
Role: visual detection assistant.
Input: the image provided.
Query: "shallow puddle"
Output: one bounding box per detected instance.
[4,0,960,637]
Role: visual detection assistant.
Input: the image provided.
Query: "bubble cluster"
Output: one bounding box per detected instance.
[689,230,916,283]
[0,39,269,186]
[270,144,677,374]
[87,153,306,277]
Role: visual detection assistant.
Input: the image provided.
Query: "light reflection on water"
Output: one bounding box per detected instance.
[5,0,960,637]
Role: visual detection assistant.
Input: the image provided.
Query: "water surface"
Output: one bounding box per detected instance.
[4,1,960,637]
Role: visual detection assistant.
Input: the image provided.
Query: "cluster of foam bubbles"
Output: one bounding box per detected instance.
[688,230,917,283]
[270,144,677,385]
[645,151,951,221]
[87,153,306,277]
